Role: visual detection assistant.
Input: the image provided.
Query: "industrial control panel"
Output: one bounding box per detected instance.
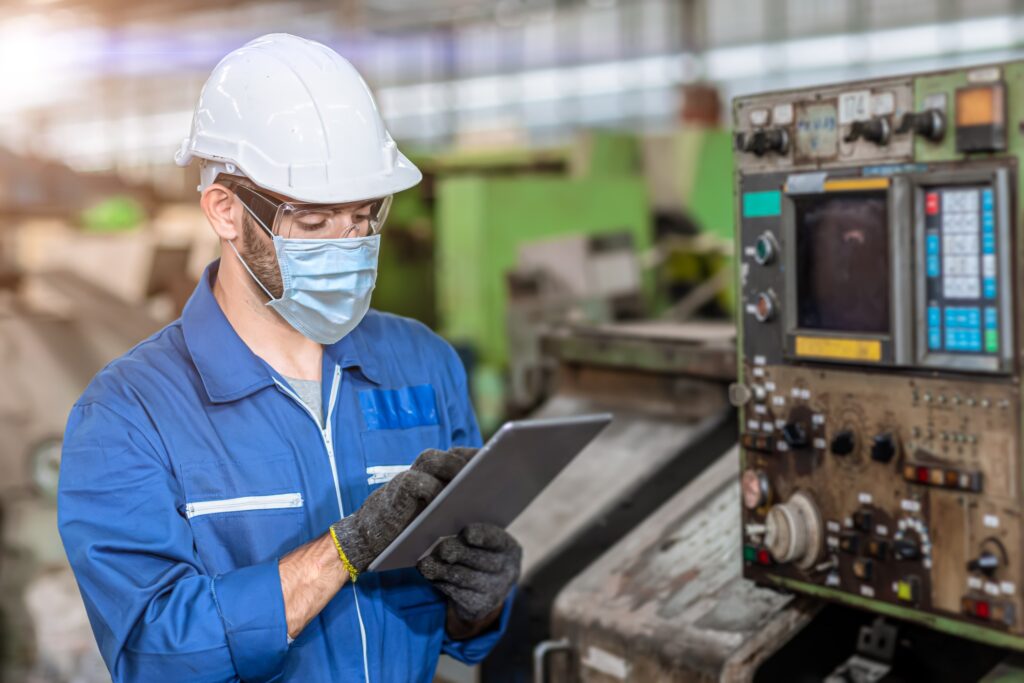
[733,65,1024,648]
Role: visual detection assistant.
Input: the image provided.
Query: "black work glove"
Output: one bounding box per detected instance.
[330,447,476,578]
[417,522,522,623]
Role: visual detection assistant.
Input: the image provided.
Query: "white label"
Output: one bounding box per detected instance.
[826,572,840,587]
[745,303,757,315]
[582,646,629,680]
[777,441,790,452]
[968,576,983,590]
[1002,581,1016,595]
[923,92,947,111]
[773,102,794,125]
[791,388,802,398]
[858,492,873,504]
[762,421,775,432]
[923,558,932,569]
[984,514,1000,529]
[876,525,888,537]
[839,90,872,124]
[844,517,854,528]
[747,419,760,430]
[754,404,767,415]
[901,499,921,512]
[871,91,895,117]
[968,66,1001,83]
[753,367,765,378]
[860,585,875,598]
[985,582,1001,597]
[765,381,777,391]
[827,535,839,548]
[366,465,411,485]
[800,389,811,400]
[812,414,825,426]
[772,396,786,406]
[744,246,756,257]
[775,419,787,429]
[754,355,767,366]
[814,438,827,450]
[749,108,770,126]
[827,521,841,533]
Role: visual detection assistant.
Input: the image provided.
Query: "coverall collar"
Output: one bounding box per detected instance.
[182,260,382,404]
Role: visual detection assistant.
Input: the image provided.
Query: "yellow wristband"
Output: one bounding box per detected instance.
[329,526,360,582]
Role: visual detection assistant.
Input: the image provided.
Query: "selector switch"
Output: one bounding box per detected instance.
[845,117,891,146]
[782,422,809,449]
[852,508,874,534]
[839,532,860,555]
[896,108,946,142]
[736,128,790,157]
[969,551,1001,578]
[894,539,922,561]
[831,430,856,456]
[871,433,898,463]
[853,557,875,581]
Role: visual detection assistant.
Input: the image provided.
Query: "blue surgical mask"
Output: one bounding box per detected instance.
[229,234,379,344]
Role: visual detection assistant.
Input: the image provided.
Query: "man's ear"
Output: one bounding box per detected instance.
[201,183,242,241]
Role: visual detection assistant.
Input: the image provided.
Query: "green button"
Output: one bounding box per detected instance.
[986,329,999,353]
[743,545,757,563]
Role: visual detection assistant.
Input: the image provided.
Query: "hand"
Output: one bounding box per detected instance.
[330,447,476,577]
[417,523,521,623]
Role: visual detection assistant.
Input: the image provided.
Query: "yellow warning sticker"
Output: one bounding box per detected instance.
[795,336,882,362]
[822,177,891,192]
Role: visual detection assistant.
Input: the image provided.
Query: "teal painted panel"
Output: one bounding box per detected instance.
[743,190,782,218]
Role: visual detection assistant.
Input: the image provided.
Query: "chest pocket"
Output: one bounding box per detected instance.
[358,385,447,489]
[179,453,307,575]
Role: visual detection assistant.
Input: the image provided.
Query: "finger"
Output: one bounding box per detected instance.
[410,449,471,484]
[394,470,444,505]
[462,523,520,552]
[436,537,507,573]
[448,447,478,468]
[417,555,446,581]
[431,582,497,622]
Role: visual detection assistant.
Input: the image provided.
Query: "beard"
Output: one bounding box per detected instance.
[238,213,284,299]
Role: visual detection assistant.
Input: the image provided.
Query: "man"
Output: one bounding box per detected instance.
[57,34,520,682]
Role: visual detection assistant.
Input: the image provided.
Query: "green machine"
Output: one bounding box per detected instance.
[733,62,1024,677]
[433,133,652,432]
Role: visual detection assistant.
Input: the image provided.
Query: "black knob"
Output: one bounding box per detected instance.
[896,109,945,142]
[782,422,809,449]
[831,430,856,456]
[969,551,1000,577]
[737,128,790,157]
[894,539,921,561]
[871,433,897,463]
[845,117,891,146]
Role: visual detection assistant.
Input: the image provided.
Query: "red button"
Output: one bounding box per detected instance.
[926,192,940,215]
[757,549,771,565]
[976,601,991,619]
[917,466,930,483]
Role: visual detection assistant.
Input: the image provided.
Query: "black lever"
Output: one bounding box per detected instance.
[896,108,946,142]
[845,117,891,146]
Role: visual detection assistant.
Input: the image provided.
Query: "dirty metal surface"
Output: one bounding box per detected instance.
[551,448,814,682]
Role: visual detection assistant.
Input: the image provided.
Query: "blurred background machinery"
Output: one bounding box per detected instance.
[6,0,1024,682]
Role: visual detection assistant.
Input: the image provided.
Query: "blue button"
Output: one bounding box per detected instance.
[945,330,959,350]
[985,307,998,329]
[983,213,995,231]
[927,234,940,256]
[927,255,940,277]
[983,189,994,209]
[928,306,941,327]
[929,328,942,350]
[964,330,982,351]
[983,234,996,254]
[984,278,997,299]
[946,307,981,328]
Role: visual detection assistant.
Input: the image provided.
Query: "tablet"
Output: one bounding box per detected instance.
[368,413,613,572]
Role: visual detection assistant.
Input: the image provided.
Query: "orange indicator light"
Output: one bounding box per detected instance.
[957,86,1003,126]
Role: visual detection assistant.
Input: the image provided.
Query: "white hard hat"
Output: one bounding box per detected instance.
[175,33,421,204]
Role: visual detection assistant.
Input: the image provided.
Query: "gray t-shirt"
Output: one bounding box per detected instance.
[284,376,323,427]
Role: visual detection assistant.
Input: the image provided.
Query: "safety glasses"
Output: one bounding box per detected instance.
[229,181,392,239]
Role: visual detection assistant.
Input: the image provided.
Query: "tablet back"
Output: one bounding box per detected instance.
[369,413,613,572]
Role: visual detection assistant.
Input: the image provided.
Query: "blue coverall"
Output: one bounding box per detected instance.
[57,261,512,682]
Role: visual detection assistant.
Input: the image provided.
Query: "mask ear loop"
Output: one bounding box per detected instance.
[229,199,278,302]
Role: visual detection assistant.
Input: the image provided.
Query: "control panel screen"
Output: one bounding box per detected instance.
[795,192,890,334]
[923,185,1000,355]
